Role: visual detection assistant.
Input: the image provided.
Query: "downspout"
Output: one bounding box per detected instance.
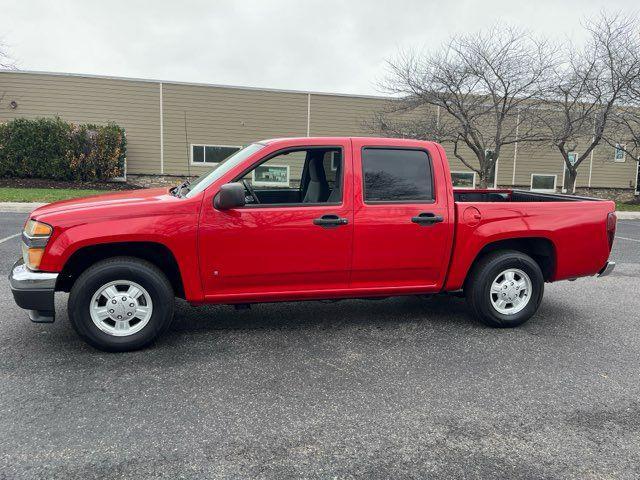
[159,82,164,175]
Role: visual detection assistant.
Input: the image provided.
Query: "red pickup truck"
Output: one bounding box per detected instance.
[10,137,617,351]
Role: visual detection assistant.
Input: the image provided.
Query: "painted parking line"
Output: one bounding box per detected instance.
[616,236,640,243]
[0,233,20,244]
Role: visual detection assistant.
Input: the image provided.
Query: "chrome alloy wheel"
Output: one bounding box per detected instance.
[89,280,153,336]
[489,268,532,315]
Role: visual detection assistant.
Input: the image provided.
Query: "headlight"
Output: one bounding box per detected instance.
[22,220,53,270]
[24,219,53,237]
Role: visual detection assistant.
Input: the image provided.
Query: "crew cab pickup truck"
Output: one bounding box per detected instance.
[10,137,617,351]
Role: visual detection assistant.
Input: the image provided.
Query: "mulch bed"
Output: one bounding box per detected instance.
[0,178,142,191]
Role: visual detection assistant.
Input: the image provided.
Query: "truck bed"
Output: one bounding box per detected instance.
[446,188,615,291]
[453,189,603,203]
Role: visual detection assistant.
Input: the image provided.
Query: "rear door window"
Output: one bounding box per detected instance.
[362,148,433,202]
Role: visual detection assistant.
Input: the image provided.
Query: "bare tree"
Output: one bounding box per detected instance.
[0,40,16,70]
[0,40,17,110]
[370,26,555,188]
[603,73,640,167]
[605,111,640,167]
[542,12,640,192]
[0,40,17,113]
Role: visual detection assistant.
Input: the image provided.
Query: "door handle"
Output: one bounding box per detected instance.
[313,214,349,228]
[411,212,444,226]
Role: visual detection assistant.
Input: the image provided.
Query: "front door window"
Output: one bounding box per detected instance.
[238,147,343,205]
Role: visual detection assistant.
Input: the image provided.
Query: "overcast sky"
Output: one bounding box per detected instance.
[2,0,638,95]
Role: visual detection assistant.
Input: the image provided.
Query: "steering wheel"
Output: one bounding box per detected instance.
[241,179,260,204]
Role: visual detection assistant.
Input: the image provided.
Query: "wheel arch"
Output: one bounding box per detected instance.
[463,237,557,288]
[56,242,185,298]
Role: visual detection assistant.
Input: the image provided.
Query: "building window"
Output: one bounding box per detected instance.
[531,174,557,193]
[191,144,241,164]
[451,171,476,189]
[614,144,626,162]
[323,151,341,191]
[362,148,433,203]
[561,152,579,192]
[252,164,290,187]
[485,150,498,188]
[330,151,340,171]
[565,152,578,175]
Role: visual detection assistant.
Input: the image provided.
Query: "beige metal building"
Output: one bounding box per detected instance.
[1,70,638,195]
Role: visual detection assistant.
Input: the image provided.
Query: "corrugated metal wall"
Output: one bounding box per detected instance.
[162,83,309,176]
[0,72,160,174]
[0,70,637,190]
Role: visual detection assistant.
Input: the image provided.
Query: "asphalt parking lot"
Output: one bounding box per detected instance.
[0,212,639,479]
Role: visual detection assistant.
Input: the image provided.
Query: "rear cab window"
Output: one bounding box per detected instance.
[361,148,433,203]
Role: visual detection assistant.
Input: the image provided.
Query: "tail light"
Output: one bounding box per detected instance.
[606,212,617,251]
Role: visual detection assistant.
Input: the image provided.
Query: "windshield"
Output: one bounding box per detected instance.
[185,143,265,198]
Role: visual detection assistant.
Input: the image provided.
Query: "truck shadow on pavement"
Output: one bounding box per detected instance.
[166,292,575,339]
[14,289,582,354]
[170,294,475,333]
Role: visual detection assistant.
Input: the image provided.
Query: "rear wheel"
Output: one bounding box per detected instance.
[68,257,175,352]
[465,250,544,328]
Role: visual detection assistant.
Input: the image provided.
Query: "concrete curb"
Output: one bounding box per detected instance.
[0,202,47,213]
[616,211,640,220]
[0,201,639,219]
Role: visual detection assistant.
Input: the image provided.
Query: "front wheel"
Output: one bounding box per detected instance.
[465,250,544,328]
[68,257,175,352]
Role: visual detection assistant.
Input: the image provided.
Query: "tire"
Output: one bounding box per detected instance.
[465,250,544,328]
[68,257,175,352]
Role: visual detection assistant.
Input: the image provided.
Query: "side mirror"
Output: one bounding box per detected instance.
[214,183,246,210]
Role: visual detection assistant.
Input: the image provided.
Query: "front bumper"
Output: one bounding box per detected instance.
[9,258,58,323]
[597,261,616,277]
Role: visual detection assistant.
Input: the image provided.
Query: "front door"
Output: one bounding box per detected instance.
[350,140,453,292]
[198,142,353,300]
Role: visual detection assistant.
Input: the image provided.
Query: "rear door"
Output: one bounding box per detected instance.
[350,140,453,291]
